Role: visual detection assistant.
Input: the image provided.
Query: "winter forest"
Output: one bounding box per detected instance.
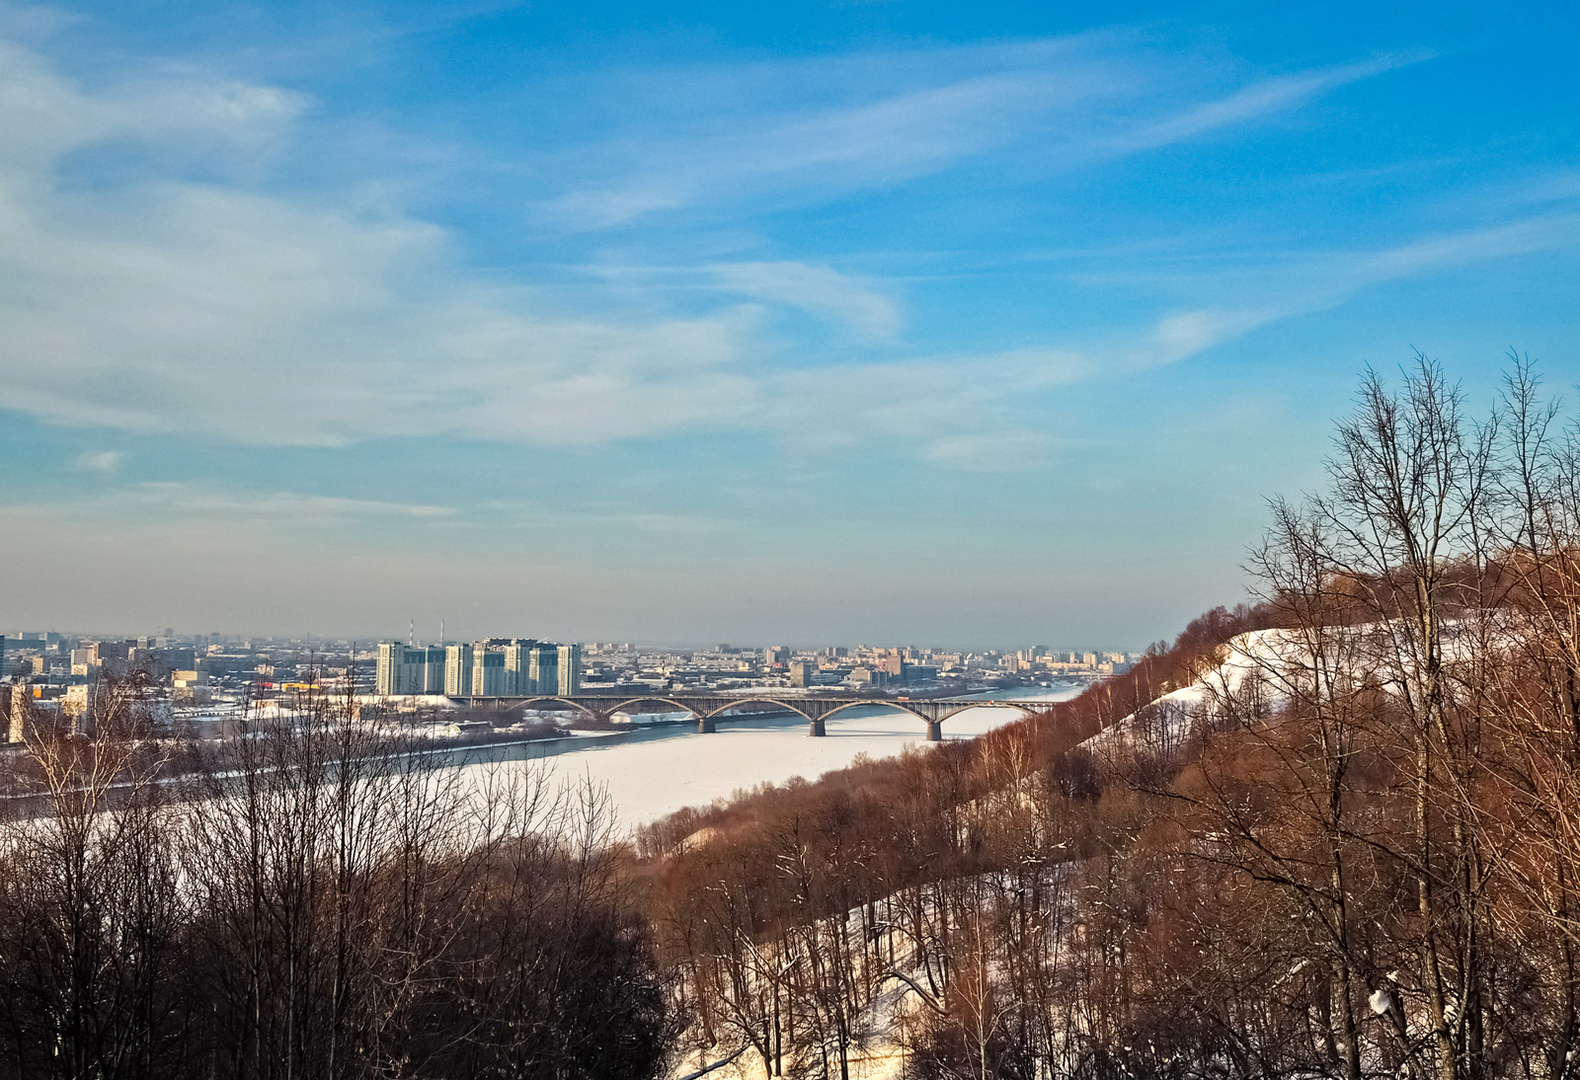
[10,358,1580,1080]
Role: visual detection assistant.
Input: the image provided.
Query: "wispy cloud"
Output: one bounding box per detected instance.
[0,38,306,171]
[923,432,1053,472]
[1350,214,1580,283]
[74,450,124,473]
[711,261,902,338]
[6,483,456,525]
[754,203,1580,468]
[0,35,765,448]
[760,347,1089,469]
[1113,53,1427,152]
[1082,211,1580,377]
[546,68,1094,228]
[538,45,1417,230]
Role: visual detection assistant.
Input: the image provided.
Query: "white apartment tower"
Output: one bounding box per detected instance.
[557,643,581,695]
[444,644,474,696]
[386,637,583,698]
[527,643,557,695]
[471,648,508,697]
[504,640,536,696]
[376,643,413,695]
[376,643,445,696]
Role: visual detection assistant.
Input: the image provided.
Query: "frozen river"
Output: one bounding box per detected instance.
[450,685,1087,830]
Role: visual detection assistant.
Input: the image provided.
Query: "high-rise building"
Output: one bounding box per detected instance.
[376,642,442,696]
[445,644,474,696]
[376,642,406,695]
[528,643,558,695]
[471,648,507,697]
[557,643,581,695]
[421,645,445,694]
[414,638,584,698]
[504,639,538,696]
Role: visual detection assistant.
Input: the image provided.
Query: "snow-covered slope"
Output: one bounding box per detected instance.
[1080,627,1315,760]
[1081,615,1505,762]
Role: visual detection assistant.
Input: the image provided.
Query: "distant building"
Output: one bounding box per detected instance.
[8,684,63,743]
[504,641,531,695]
[849,666,888,687]
[445,644,474,696]
[173,669,212,705]
[557,644,581,695]
[63,684,94,719]
[375,642,446,696]
[379,637,584,698]
[85,640,131,666]
[788,660,816,688]
[527,643,558,695]
[421,645,444,693]
[376,643,407,695]
[472,649,507,697]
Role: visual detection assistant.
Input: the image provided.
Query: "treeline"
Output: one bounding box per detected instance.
[0,695,675,1079]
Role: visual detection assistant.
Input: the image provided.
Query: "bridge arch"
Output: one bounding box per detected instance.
[701,697,814,723]
[812,700,927,726]
[606,697,708,720]
[812,698,1043,740]
[514,695,710,721]
[511,696,601,719]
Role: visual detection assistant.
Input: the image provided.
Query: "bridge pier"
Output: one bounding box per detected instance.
[697,715,716,734]
[926,719,943,742]
[809,716,826,737]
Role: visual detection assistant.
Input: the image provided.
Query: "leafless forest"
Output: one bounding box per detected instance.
[10,359,1580,1080]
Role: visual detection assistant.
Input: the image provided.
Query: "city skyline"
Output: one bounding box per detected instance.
[2,1,1578,646]
[4,628,1153,658]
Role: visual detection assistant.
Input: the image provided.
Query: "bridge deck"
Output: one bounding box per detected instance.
[457,693,1047,741]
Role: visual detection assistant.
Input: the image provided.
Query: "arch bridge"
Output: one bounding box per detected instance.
[486,693,1044,741]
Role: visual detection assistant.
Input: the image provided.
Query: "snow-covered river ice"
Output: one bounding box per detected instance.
[444,684,1087,830]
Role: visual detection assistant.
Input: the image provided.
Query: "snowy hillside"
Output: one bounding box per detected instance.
[1080,627,1314,760]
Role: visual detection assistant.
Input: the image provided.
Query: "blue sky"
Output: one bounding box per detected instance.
[1,0,1577,647]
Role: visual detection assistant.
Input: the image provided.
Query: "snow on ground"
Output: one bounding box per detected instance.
[1081,628,1312,758]
[465,687,1084,831]
[666,867,1075,1080]
[1077,619,1484,759]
